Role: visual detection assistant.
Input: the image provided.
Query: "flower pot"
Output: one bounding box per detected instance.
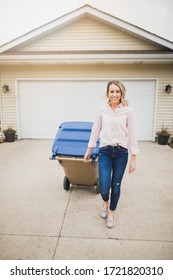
[158,135,169,145]
[4,131,16,142]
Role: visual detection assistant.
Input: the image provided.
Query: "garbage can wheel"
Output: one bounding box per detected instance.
[96,179,100,194]
[63,176,70,191]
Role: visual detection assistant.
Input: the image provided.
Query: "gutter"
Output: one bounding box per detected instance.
[0,53,173,65]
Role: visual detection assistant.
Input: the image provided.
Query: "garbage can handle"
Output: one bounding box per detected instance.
[54,156,98,163]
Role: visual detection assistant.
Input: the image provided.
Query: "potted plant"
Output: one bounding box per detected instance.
[3,127,16,142]
[156,126,171,145]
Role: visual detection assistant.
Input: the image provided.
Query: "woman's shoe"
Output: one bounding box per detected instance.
[106,216,114,228]
[100,208,108,218]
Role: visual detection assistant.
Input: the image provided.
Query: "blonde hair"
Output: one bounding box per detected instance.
[106,80,128,106]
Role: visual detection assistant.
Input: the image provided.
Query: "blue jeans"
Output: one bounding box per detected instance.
[98,145,128,211]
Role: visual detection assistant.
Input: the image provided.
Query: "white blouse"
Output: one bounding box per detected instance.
[88,103,139,155]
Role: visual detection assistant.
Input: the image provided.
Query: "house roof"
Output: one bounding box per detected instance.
[0,5,173,65]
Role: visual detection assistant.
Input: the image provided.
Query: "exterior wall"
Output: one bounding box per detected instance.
[0,68,2,131]
[0,64,173,136]
[10,17,162,52]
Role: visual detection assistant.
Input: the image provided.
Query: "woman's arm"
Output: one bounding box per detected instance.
[84,109,102,162]
[84,147,93,162]
[127,108,139,173]
[129,154,136,173]
[127,108,139,155]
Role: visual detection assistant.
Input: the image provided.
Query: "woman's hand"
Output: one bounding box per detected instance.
[84,147,92,162]
[129,155,136,173]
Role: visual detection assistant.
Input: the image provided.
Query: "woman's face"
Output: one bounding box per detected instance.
[107,84,121,105]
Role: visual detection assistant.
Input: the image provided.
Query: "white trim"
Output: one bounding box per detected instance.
[16,77,158,81]
[15,80,21,139]
[152,78,159,141]
[0,7,86,53]
[86,6,173,49]
[16,77,157,140]
[1,53,173,65]
[0,5,173,53]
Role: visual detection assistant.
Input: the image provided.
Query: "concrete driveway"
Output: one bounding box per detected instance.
[0,140,173,260]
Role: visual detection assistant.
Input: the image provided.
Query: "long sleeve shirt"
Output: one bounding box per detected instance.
[88,103,139,155]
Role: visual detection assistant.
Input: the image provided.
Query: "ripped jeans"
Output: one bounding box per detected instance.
[98,145,128,211]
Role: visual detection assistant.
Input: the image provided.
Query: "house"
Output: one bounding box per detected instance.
[0,5,173,140]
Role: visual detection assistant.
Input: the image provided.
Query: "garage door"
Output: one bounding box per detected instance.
[18,79,156,140]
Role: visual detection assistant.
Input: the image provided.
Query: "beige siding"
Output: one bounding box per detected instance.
[157,70,173,132]
[0,64,173,136]
[10,17,163,52]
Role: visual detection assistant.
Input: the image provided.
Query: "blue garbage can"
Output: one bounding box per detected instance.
[51,121,100,193]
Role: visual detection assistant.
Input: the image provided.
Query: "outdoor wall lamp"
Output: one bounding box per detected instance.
[2,84,10,93]
[165,84,172,94]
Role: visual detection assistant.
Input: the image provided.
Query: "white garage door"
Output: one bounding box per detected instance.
[18,79,156,140]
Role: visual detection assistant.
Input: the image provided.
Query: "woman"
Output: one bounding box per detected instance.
[84,80,139,228]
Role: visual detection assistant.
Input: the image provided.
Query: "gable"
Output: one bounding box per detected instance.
[5,16,164,53]
[1,5,173,65]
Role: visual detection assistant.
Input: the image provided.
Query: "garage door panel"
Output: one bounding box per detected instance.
[18,80,156,140]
